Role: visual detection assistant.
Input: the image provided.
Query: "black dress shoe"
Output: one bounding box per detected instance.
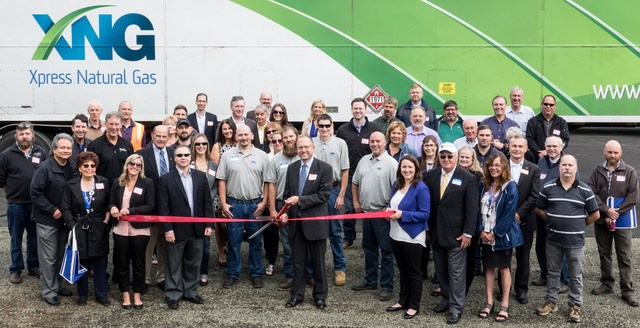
[58,287,73,297]
[285,298,302,308]
[314,299,326,309]
[183,295,204,304]
[167,300,179,310]
[77,296,88,306]
[45,296,60,306]
[386,305,407,312]
[96,296,111,306]
[517,292,529,304]
[403,309,420,319]
[446,313,462,324]
[141,283,149,295]
[433,301,449,313]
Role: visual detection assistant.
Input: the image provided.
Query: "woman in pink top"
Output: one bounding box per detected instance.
[108,154,155,310]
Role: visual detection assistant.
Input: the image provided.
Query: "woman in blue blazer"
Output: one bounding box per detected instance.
[476,153,523,322]
[385,155,430,319]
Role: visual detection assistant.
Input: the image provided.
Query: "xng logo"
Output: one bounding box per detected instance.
[32,5,155,61]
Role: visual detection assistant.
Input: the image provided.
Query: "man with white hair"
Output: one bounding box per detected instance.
[506,87,535,133]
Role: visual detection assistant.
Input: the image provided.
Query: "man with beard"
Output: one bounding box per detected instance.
[588,140,639,307]
[31,134,76,306]
[372,97,401,135]
[473,125,500,166]
[265,125,299,289]
[436,100,464,143]
[313,114,349,287]
[406,107,441,157]
[0,122,47,284]
[217,125,269,289]
[70,114,92,169]
[87,112,134,185]
[174,119,194,148]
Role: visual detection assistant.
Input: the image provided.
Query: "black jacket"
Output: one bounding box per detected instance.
[525,113,570,162]
[62,175,111,259]
[108,177,156,229]
[335,117,381,177]
[30,158,74,227]
[0,143,47,203]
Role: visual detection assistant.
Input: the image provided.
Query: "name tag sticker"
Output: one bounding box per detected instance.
[207,121,214,126]
[230,156,240,162]
[521,169,529,175]
[32,157,40,164]
[361,138,369,144]
[279,163,289,169]
[95,183,105,190]
[617,176,626,182]
[308,174,317,181]
[208,169,216,177]
[133,187,143,195]
[540,173,547,180]
[451,178,462,186]
[552,129,560,135]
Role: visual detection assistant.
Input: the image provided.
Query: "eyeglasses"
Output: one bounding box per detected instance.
[175,153,190,158]
[542,103,556,107]
[266,130,278,135]
[271,139,283,145]
[194,142,208,147]
[272,110,284,115]
[318,124,332,129]
[439,155,454,160]
[127,162,142,168]
[82,164,96,168]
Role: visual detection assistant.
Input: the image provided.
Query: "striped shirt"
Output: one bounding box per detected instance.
[536,178,599,248]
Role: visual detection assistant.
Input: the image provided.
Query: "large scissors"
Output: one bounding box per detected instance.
[248,202,291,240]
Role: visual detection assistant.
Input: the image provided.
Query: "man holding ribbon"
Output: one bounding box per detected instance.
[280,136,333,309]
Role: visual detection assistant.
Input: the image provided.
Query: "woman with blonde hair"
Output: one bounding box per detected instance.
[190,133,218,286]
[162,115,178,147]
[458,146,484,180]
[261,122,283,153]
[301,99,326,137]
[385,121,417,162]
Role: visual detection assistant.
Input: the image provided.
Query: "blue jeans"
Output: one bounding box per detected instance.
[328,186,346,271]
[362,217,394,292]
[226,198,264,278]
[342,176,356,244]
[276,200,293,279]
[7,202,38,273]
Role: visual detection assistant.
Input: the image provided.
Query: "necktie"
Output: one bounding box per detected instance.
[299,163,308,195]
[440,172,449,199]
[159,150,168,176]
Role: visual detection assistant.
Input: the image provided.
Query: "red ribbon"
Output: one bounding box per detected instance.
[120,210,394,223]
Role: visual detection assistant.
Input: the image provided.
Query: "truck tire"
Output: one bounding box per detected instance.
[0,130,52,155]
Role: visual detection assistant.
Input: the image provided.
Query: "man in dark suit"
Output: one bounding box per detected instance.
[157,145,214,310]
[137,125,175,291]
[188,93,218,148]
[502,134,540,304]
[280,136,333,309]
[424,142,479,324]
[224,95,261,147]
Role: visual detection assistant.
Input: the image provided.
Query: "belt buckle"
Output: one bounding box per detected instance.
[82,224,90,230]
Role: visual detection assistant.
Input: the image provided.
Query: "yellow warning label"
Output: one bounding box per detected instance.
[439,82,456,95]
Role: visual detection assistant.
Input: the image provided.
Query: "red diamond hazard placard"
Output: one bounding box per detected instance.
[363,84,388,114]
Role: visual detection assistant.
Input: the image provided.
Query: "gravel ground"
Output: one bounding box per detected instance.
[0,222,638,327]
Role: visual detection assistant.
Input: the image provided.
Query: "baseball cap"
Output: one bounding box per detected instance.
[177,119,191,127]
[439,142,457,155]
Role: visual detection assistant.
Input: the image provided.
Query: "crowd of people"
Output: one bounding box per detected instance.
[0,85,638,325]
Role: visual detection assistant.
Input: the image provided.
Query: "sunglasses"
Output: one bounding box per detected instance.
[175,153,190,158]
[272,110,284,115]
[18,122,32,129]
[318,124,331,129]
[266,130,278,135]
[82,164,96,168]
[542,103,556,107]
[194,142,208,147]
[271,139,283,145]
[127,162,142,168]
[439,155,454,160]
